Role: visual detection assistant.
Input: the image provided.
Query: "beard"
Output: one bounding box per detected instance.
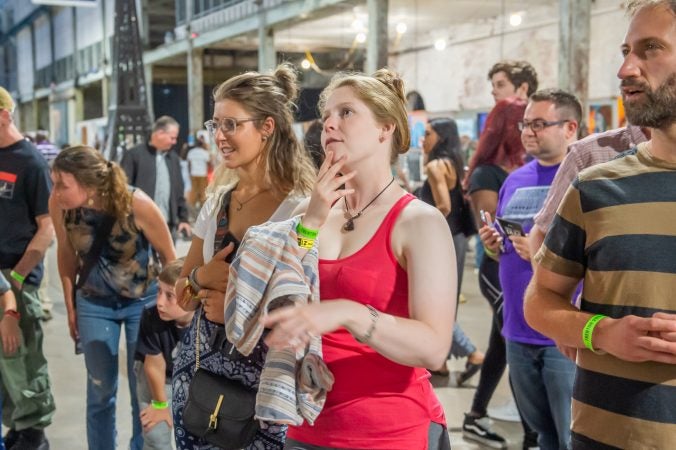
[622,74,676,128]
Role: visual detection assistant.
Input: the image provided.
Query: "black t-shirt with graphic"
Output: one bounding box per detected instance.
[135,305,189,379]
[0,138,52,285]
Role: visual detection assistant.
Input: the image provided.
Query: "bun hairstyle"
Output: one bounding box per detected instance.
[319,68,410,164]
[52,146,132,221]
[212,63,315,195]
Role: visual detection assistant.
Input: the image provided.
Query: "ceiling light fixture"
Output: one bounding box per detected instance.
[396,22,407,34]
[509,13,523,27]
[301,58,311,70]
[356,32,367,44]
[434,38,447,51]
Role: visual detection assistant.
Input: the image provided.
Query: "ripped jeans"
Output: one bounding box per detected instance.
[77,284,157,450]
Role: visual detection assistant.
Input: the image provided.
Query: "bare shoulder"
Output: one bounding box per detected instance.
[426,159,446,179]
[131,189,154,215]
[392,197,453,263]
[396,197,448,231]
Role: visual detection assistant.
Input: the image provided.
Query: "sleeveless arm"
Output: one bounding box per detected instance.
[426,159,455,216]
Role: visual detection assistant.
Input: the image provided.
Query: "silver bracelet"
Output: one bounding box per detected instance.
[188,267,202,292]
[356,304,379,343]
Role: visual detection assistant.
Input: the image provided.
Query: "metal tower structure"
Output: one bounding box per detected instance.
[104,0,151,162]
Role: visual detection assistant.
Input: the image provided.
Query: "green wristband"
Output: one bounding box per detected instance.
[151,400,168,410]
[582,314,607,354]
[10,270,25,285]
[483,246,498,258]
[296,221,319,239]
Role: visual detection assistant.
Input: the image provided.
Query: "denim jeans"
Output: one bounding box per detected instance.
[77,283,157,450]
[506,340,575,450]
[134,361,174,450]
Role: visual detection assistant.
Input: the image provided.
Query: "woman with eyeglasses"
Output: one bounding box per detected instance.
[171,64,316,450]
[460,96,530,448]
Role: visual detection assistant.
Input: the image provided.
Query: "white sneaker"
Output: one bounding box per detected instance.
[488,398,521,422]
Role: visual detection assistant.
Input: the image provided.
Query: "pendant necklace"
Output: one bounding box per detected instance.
[233,188,269,211]
[342,177,396,232]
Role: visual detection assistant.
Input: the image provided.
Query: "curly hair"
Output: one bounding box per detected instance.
[488,61,539,98]
[464,97,527,188]
[319,68,410,164]
[211,63,316,196]
[52,146,132,221]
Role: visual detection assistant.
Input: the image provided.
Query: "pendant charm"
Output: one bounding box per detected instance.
[343,218,355,232]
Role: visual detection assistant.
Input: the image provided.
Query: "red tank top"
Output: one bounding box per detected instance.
[287,194,445,449]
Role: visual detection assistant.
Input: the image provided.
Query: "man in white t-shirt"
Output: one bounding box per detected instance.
[186,137,212,208]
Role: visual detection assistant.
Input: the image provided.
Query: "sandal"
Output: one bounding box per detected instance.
[455,361,482,386]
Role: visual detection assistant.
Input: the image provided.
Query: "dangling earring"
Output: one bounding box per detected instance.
[262,135,268,141]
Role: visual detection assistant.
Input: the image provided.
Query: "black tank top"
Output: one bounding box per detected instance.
[419,176,465,235]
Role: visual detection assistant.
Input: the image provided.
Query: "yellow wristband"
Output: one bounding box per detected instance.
[298,237,315,249]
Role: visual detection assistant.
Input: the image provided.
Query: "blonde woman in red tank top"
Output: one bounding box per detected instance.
[263,69,458,450]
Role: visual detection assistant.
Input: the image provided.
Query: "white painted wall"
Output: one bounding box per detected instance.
[392,1,631,114]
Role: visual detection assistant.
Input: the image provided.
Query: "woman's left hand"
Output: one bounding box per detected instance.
[262,301,349,352]
[199,288,226,324]
[197,245,234,292]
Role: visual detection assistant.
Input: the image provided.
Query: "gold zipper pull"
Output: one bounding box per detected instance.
[208,394,224,430]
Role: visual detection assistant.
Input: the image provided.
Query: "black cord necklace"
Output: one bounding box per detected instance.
[342,177,396,232]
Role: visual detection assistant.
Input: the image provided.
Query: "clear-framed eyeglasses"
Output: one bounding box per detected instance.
[204,117,259,136]
[517,119,569,132]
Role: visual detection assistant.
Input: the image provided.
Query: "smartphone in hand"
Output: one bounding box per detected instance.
[496,217,525,237]
[220,232,241,264]
[479,209,492,227]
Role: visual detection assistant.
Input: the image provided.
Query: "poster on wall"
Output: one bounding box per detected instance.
[588,104,614,134]
[406,110,427,185]
[32,0,96,6]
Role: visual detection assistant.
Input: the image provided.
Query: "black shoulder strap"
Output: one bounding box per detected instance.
[76,214,117,290]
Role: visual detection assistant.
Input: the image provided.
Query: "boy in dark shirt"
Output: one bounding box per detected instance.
[134,259,192,449]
